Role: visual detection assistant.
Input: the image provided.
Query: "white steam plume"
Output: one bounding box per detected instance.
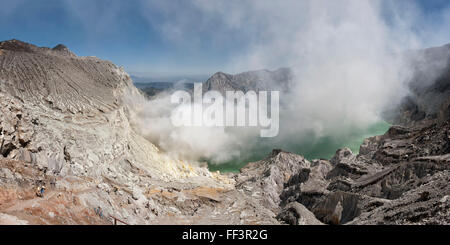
[128,0,450,165]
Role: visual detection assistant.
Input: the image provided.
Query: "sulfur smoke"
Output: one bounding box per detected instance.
[127,0,450,165]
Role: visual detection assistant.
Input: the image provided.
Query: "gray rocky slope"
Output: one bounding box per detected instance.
[0,39,448,225]
[0,40,236,224]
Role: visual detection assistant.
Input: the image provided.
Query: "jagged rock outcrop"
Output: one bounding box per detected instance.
[236,149,310,212]
[349,170,450,225]
[51,44,76,57]
[277,202,324,225]
[326,147,383,180]
[234,149,335,225]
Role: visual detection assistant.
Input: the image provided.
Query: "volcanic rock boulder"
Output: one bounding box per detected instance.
[236,149,311,212]
[327,147,382,179]
[310,191,361,225]
[277,202,323,225]
[350,169,450,225]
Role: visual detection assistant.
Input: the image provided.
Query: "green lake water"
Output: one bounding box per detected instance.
[208,121,391,173]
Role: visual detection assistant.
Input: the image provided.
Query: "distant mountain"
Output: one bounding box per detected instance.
[130,74,210,84]
[134,81,174,90]
[133,68,294,97]
[203,68,293,94]
[202,67,294,94]
[131,74,206,97]
[137,82,194,97]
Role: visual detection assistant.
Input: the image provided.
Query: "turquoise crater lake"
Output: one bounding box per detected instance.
[208,121,391,173]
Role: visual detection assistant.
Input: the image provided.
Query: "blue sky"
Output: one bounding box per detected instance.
[1,0,449,77]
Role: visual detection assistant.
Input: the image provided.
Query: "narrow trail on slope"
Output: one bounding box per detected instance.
[3,191,57,213]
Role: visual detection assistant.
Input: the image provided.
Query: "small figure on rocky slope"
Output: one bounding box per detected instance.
[36,186,45,198]
[49,177,56,189]
[94,206,103,218]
